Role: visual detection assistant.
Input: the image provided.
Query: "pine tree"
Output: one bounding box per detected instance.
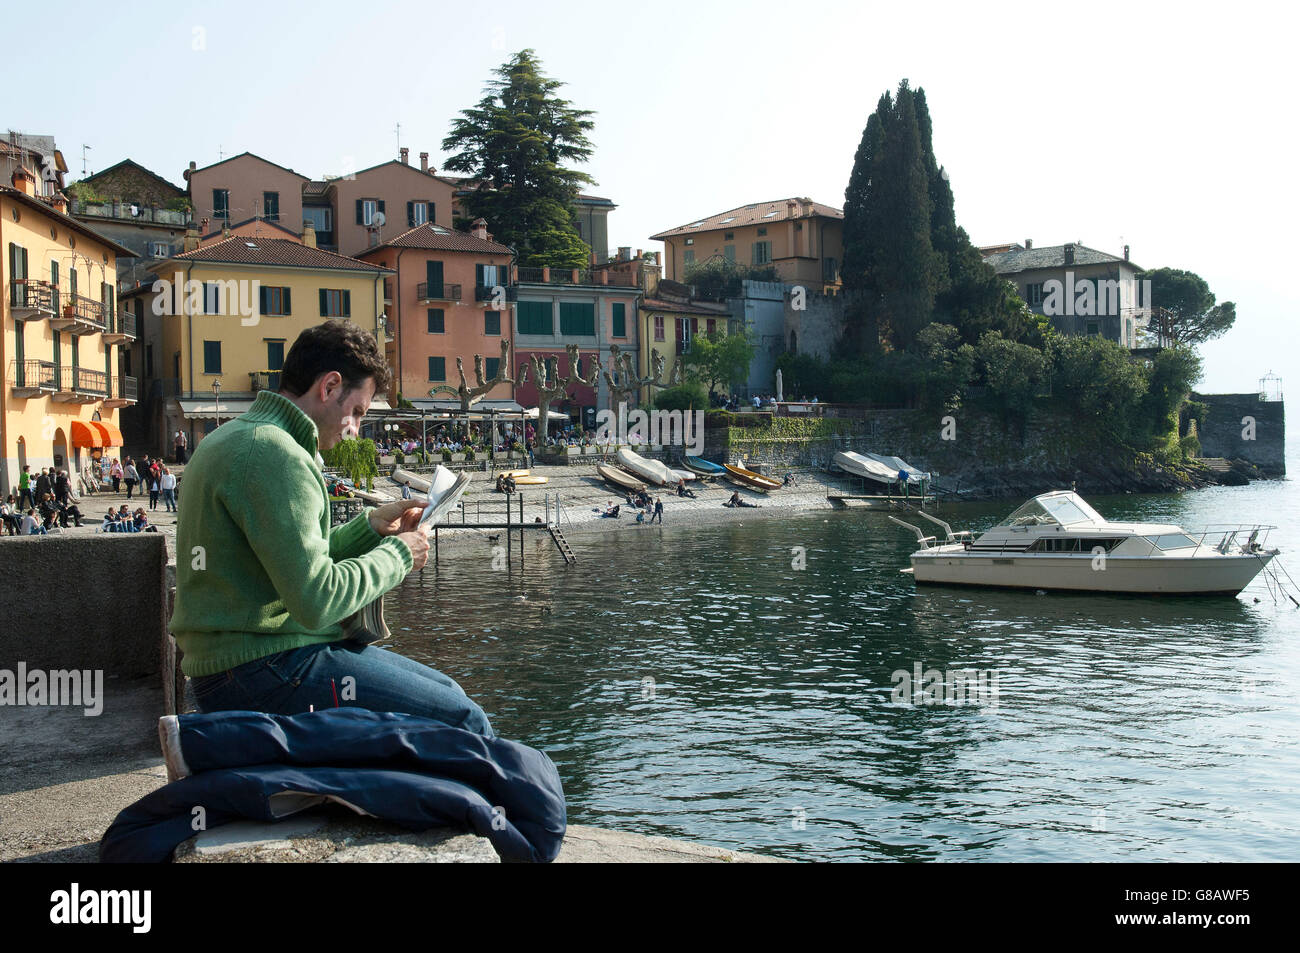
[442,50,596,268]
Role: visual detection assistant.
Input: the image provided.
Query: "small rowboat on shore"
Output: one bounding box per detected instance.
[598,464,646,493]
[683,456,726,477]
[723,464,782,492]
[616,447,697,486]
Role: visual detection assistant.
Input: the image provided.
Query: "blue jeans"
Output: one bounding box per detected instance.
[190,639,493,737]
[163,488,176,511]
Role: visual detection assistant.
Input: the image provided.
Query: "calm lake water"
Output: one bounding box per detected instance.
[384,452,1300,861]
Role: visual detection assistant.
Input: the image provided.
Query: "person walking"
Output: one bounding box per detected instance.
[110,457,123,493]
[161,467,177,512]
[174,429,188,464]
[124,459,139,500]
[17,466,33,510]
[148,472,161,510]
[650,497,664,524]
[54,469,71,505]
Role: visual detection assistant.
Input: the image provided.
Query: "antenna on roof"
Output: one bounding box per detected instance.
[81,144,91,177]
[395,121,401,154]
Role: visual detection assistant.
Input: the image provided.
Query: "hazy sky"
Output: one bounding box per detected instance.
[6,0,1295,392]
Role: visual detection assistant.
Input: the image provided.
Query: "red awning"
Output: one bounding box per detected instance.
[92,420,123,447]
[70,420,105,448]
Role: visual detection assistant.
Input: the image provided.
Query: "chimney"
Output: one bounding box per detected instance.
[470,217,488,240]
[184,160,196,182]
[635,249,642,259]
[222,220,232,239]
[618,246,631,261]
[11,166,37,196]
[183,226,199,252]
[399,147,409,165]
[419,152,429,173]
[1024,238,1033,249]
[302,220,317,248]
[200,216,210,237]
[49,191,69,215]
[1063,243,1075,266]
[1123,244,1130,261]
[787,199,797,217]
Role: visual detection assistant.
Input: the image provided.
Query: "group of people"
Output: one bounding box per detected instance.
[102,456,178,510]
[101,504,158,533]
[622,490,665,524]
[1,492,86,534]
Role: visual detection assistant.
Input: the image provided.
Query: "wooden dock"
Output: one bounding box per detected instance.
[430,491,577,566]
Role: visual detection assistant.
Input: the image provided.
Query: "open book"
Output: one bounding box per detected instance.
[418,465,474,530]
[342,466,472,645]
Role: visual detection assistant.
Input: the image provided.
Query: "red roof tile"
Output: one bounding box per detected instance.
[650,197,842,240]
[167,236,389,271]
[357,222,513,256]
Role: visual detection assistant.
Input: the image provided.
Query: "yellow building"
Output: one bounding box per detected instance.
[637,280,732,405]
[141,233,393,451]
[2,170,137,497]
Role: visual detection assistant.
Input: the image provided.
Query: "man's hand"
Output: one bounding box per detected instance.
[368,499,426,537]
[396,530,430,571]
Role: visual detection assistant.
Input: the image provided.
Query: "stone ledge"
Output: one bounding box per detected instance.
[173,812,782,863]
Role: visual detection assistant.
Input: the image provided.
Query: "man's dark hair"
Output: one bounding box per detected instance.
[279,321,392,398]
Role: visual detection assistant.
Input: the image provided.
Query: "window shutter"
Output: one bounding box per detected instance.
[428,203,435,225]
[320,289,328,316]
[259,285,269,314]
[407,202,415,227]
[356,199,364,225]
[377,200,386,215]
[476,263,485,288]
[282,287,291,314]
[342,290,350,316]
[426,260,443,297]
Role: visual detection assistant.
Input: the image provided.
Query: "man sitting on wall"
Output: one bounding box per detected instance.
[171,321,492,735]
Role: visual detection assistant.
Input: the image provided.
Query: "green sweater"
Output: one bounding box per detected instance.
[171,390,412,676]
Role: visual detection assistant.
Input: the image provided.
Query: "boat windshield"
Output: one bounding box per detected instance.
[997,495,1098,528]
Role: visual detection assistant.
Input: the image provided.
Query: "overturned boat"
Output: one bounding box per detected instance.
[616,447,696,486]
[834,451,930,485]
[890,490,1279,596]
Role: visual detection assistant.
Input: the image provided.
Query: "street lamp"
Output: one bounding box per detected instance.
[212,379,222,432]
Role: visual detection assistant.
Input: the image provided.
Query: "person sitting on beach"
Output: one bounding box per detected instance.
[635,509,645,524]
[601,503,620,518]
[725,490,741,508]
[675,480,695,499]
[400,480,412,500]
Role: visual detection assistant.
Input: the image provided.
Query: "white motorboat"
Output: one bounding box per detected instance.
[834,451,930,485]
[890,490,1279,596]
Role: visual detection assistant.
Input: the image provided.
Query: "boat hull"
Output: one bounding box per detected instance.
[598,464,646,492]
[683,456,726,476]
[723,464,782,492]
[910,551,1274,595]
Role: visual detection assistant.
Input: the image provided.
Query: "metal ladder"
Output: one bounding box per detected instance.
[548,524,577,564]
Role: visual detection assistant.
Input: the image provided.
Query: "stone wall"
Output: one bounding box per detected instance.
[1193,393,1286,475]
[0,535,168,680]
[706,403,1242,499]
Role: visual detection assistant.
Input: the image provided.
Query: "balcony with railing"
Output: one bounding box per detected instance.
[104,374,138,408]
[515,266,604,287]
[8,359,57,397]
[249,370,283,393]
[52,366,108,403]
[474,283,518,302]
[49,293,107,335]
[102,309,138,345]
[415,282,462,302]
[8,279,60,319]
[71,199,192,227]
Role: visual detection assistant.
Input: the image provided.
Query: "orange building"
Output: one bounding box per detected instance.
[357,220,515,410]
[651,197,844,292]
